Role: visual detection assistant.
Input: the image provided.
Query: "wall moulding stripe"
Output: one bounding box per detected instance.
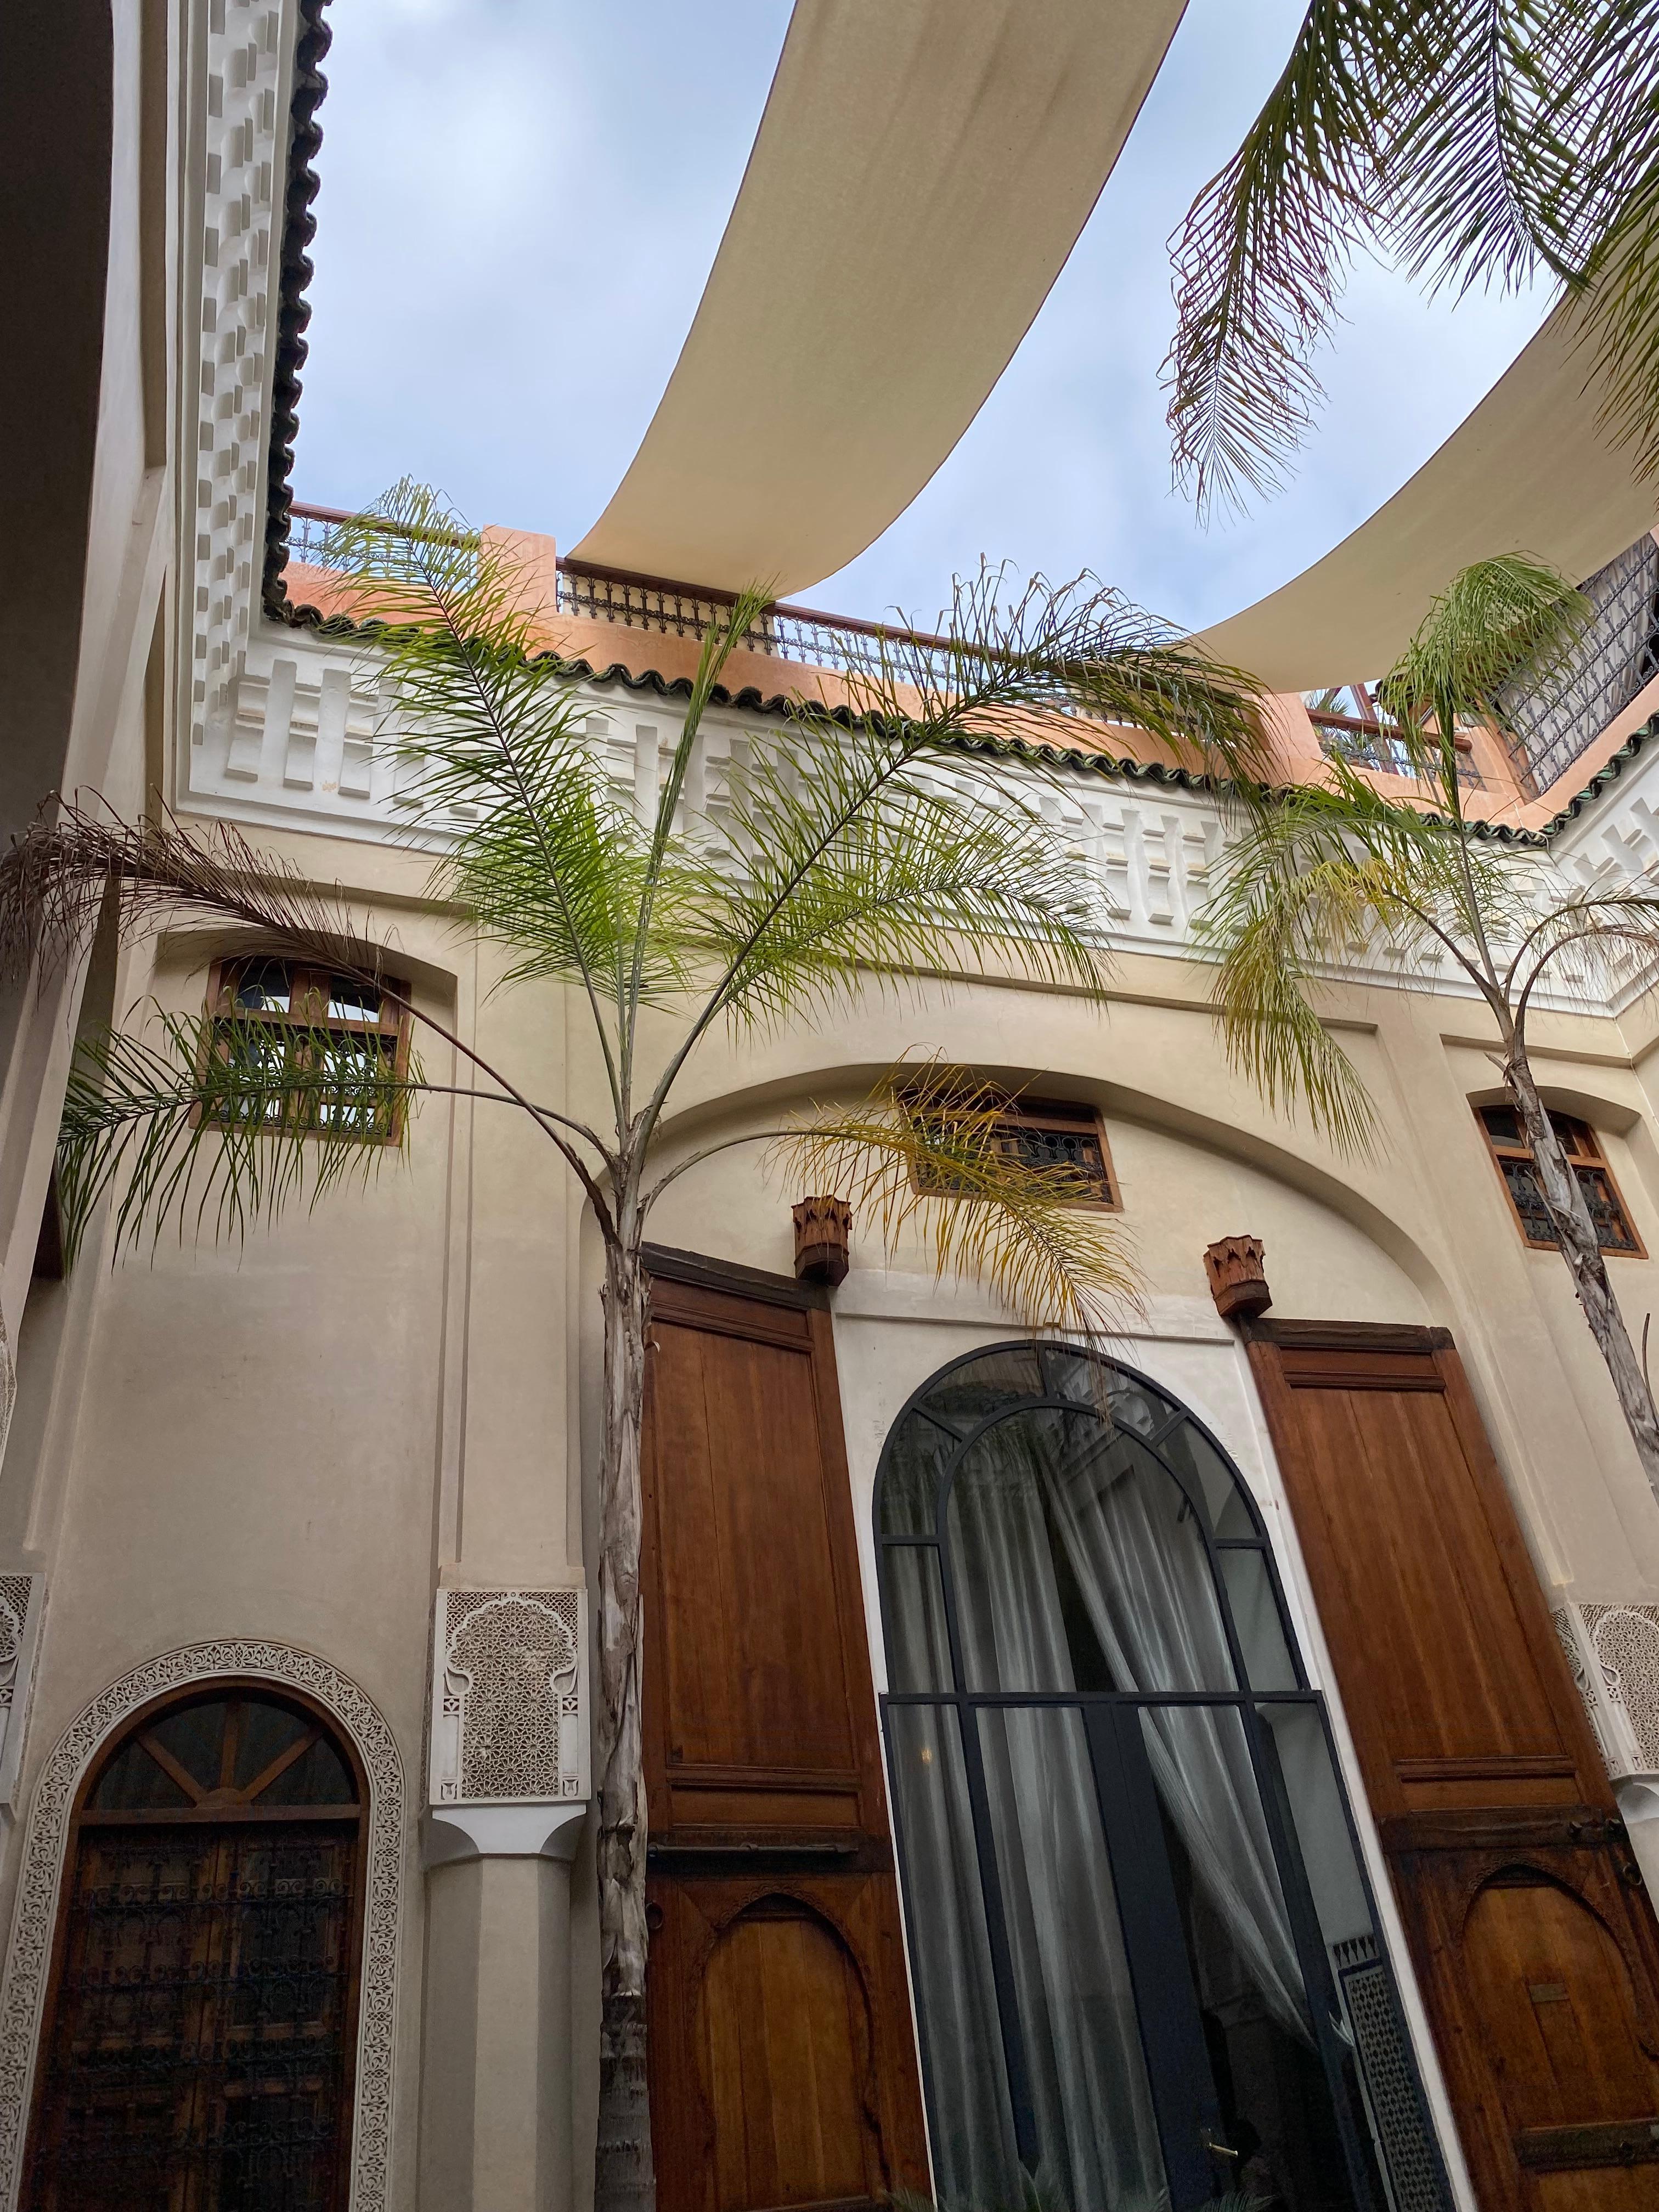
[0,1639,405,2212]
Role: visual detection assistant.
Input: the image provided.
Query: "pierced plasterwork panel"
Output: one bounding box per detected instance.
[0,1640,404,2212]
[430,1589,589,1807]
[0,1581,46,1814]
[1582,1602,1659,1770]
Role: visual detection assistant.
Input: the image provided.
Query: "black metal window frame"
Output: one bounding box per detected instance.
[873,1338,1447,2212]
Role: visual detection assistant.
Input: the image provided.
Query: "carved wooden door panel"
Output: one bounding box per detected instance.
[1243,1317,1659,2208]
[640,1252,928,2212]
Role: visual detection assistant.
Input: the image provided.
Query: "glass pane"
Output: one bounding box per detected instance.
[257,1734,356,1808]
[884,1705,1020,2205]
[1578,1163,1641,1252]
[234,1700,312,1791]
[1480,1103,1522,1144]
[882,1545,953,1692]
[923,1345,1047,1430]
[326,976,381,1023]
[979,1706,1166,2210]
[1140,1706,1363,2211]
[232,957,291,1013]
[1501,1154,1557,1243]
[949,1415,1238,1693]
[1042,1344,1110,1407]
[88,1737,193,1812]
[1218,1549,1299,1690]
[1163,1417,1257,1539]
[313,1032,397,1136]
[878,1412,953,1537]
[1105,1376,1167,1440]
[1260,1705,1452,2212]
[150,1699,230,1791]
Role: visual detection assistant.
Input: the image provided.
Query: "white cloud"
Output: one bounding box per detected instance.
[295,0,1551,634]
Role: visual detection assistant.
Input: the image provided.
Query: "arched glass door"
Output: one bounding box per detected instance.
[25,1685,366,2211]
[875,1343,1452,2212]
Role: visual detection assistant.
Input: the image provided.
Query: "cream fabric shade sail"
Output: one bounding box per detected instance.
[571,0,1187,599]
[1197,301,1658,691]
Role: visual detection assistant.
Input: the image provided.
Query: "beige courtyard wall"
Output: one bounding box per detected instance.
[8,834,1659,2209]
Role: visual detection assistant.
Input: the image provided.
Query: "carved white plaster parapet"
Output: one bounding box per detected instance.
[0,1581,46,1820]
[425,1589,590,1865]
[0,1638,404,2212]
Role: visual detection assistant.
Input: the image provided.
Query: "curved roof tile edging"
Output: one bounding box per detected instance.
[262,0,333,621]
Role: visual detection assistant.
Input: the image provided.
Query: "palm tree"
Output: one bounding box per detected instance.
[1,481,1264,2212]
[1198,550,1659,1498]
[1167,1,1659,514]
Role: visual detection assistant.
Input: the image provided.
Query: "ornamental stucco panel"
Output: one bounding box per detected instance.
[429,1589,590,1809]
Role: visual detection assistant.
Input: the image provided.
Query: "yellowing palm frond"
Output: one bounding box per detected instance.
[772,1062,1139,1342]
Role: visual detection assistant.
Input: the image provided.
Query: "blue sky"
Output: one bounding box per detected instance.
[293,0,1549,634]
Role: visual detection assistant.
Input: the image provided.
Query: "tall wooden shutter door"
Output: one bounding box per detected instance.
[639,1260,928,2212]
[1244,1319,1659,2209]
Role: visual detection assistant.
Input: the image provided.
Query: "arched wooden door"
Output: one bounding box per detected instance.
[22,1684,368,2211]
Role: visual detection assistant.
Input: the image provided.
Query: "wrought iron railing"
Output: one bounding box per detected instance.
[286,502,478,581]
[1306,695,1483,789]
[554,562,963,687]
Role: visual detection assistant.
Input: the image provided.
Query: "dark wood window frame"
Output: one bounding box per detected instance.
[912,1091,1121,1211]
[1475,1103,1646,1257]
[24,1680,370,2212]
[207,955,413,1146]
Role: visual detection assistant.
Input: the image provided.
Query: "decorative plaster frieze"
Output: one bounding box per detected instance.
[426,1589,590,1864]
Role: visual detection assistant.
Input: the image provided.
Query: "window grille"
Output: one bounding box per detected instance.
[24,1689,365,2211]
[208,958,411,1143]
[1476,1105,1643,1255]
[1496,535,1659,794]
[912,1094,1119,1206]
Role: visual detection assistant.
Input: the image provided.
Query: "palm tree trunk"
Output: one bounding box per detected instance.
[595,1235,656,2212]
[1506,1050,1659,1504]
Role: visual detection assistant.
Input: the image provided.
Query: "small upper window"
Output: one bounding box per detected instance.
[208,957,411,1143]
[914,1093,1119,1208]
[1477,1105,1643,1255]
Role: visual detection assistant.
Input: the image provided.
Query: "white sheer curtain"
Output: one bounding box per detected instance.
[1042,1424,1312,2043]
[887,1400,1314,2208]
[950,1437,1167,2212]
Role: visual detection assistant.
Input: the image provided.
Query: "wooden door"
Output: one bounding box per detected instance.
[1243,1317,1659,2208]
[640,1250,928,2212]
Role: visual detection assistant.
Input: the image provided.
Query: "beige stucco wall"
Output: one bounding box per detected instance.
[5,837,1659,2210]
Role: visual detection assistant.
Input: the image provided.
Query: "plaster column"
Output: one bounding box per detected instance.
[418,1807,587,2212]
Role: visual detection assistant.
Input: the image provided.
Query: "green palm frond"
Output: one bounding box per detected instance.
[836,565,1268,780]
[1165,0,1397,513]
[1195,769,1519,1149]
[1167,1,1659,512]
[1376,552,1592,785]
[773,1062,1139,1341]
[57,1010,422,1265]
[325,486,668,1053]
[680,732,1105,1035]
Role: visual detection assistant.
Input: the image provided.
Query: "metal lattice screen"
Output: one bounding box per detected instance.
[1497,534,1659,794]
